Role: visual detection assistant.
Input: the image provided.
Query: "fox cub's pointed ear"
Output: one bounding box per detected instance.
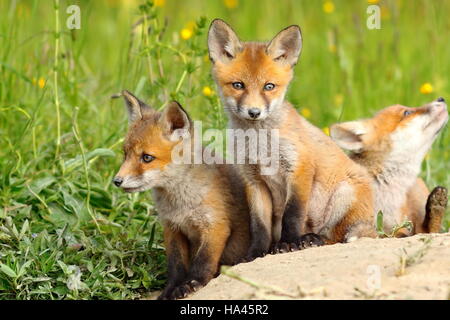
[266,25,302,67]
[208,19,242,63]
[121,90,153,124]
[160,101,191,141]
[330,121,367,152]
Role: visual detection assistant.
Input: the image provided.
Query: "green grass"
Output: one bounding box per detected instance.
[0,0,448,299]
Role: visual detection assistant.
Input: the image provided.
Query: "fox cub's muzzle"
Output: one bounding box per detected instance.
[424,97,448,133]
[113,176,123,187]
[247,108,262,119]
[429,97,447,120]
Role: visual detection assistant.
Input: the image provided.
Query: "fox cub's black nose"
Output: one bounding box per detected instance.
[113,177,123,187]
[437,97,445,102]
[248,108,261,119]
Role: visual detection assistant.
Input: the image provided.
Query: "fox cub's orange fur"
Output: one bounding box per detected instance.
[114,91,249,299]
[208,19,376,259]
[331,99,448,235]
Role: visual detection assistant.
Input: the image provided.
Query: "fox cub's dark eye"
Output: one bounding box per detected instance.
[403,110,413,117]
[264,83,275,91]
[232,82,245,90]
[142,154,155,163]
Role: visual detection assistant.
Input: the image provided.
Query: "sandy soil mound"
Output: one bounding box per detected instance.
[188,233,450,300]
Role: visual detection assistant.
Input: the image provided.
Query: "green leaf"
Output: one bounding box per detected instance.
[376,210,386,236]
[29,177,57,195]
[45,203,77,227]
[19,219,29,239]
[57,260,69,275]
[11,223,19,239]
[148,223,156,249]
[17,260,33,278]
[62,190,83,216]
[0,264,17,278]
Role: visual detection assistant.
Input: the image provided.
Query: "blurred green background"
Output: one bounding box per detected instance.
[0,0,448,299]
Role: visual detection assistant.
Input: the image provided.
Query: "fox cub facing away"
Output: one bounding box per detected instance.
[208,19,376,259]
[113,91,250,300]
[331,98,449,236]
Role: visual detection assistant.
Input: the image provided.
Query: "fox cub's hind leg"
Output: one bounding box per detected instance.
[424,186,448,233]
[331,184,376,243]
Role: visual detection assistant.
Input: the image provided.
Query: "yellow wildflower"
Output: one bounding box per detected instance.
[224,0,238,9]
[180,21,196,41]
[323,1,335,14]
[322,127,330,136]
[334,94,344,106]
[154,0,165,7]
[367,0,379,4]
[301,108,312,118]
[32,77,46,89]
[202,86,214,97]
[38,78,46,89]
[420,83,433,94]
[180,28,193,40]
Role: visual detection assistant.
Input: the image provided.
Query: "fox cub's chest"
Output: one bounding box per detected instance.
[153,189,213,239]
[158,205,214,241]
[258,138,299,210]
[260,137,297,177]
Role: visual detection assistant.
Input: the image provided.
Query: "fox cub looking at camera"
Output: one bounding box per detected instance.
[331,98,449,236]
[113,91,250,300]
[208,19,376,259]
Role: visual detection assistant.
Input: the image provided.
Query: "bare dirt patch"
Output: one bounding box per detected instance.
[187,233,450,300]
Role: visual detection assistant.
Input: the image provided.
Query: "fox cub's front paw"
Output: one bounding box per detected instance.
[299,233,325,248]
[270,241,299,254]
[171,280,203,300]
[157,280,202,300]
[270,233,325,254]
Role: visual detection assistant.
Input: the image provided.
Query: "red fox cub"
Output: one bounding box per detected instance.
[207,19,376,259]
[330,98,448,236]
[113,91,250,300]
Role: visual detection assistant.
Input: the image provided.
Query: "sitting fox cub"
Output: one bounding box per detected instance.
[208,19,376,259]
[113,91,250,300]
[330,98,449,235]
